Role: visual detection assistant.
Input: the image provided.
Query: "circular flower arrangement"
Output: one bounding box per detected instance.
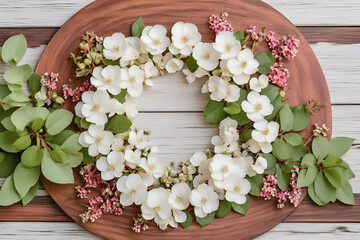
[0,13,356,233]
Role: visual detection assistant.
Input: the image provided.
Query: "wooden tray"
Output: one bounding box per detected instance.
[35,0,332,239]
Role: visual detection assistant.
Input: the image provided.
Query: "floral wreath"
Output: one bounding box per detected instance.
[0,13,355,233]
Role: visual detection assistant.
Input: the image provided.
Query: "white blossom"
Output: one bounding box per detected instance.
[182,67,208,84]
[251,156,267,174]
[141,188,172,225]
[251,119,279,143]
[78,124,114,156]
[209,154,238,189]
[190,151,207,166]
[96,151,125,180]
[168,182,191,210]
[103,32,127,60]
[208,76,227,101]
[227,48,259,76]
[153,52,173,70]
[170,22,202,56]
[122,37,144,61]
[124,149,142,169]
[249,74,269,92]
[139,147,165,178]
[111,134,125,152]
[213,31,241,59]
[192,42,220,71]
[80,90,112,125]
[223,174,251,204]
[120,65,145,97]
[128,129,149,150]
[90,66,122,95]
[190,183,219,218]
[141,25,170,55]
[165,58,184,73]
[241,91,273,121]
[117,174,149,206]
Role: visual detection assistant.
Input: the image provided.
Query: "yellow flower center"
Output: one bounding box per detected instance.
[153,38,161,46]
[201,198,208,204]
[154,206,161,213]
[95,136,103,143]
[105,78,112,85]
[176,195,183,203]
[130,188,137,196]
[241,60,248,68]
[149,163,156,171]
[203,53,210,60]
[262,128,270,135]
[129,76,136,82]
[109,164,116,171]
[221,165,229,173]
[255,103,263,112]
[234,185,241,192]
[92,104,100,111]
[182,36,189,43]
[226,43,232,52]
[113,45,120,53]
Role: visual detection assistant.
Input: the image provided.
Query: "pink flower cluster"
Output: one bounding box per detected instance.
[268,62,289,88]
[260,166,302,209]
[62,80,96,103]
[41,72,59,98]
[209,12,233,35]
[246,25,259,41]
[280,36,300,60]
[76,164,123,223]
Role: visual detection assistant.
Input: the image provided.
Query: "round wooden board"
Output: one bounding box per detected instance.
[36,0,332,239]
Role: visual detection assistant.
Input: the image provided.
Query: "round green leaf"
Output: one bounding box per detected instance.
[21,146,43,168]
[195,211,215,227]
[272,138,295,160]
[323,166,344,189]
[254,51,275,75]
[131,17,145,37]
[323,155,343,168]
[283,133,303,146]
[0,174,21,206]
[301,153,317,167]
[314,171,336,204]
[265,95,282,121]
[291,105,310,131]
[12,134,31,151]
[203,100,228,124]
[1,116,17,132]
[260,85,279,102]
[186,55,199,73]
[8,89,29,102]
[336,180,354,205]
[223,102,241,115]
[50,148,67,163]
[262,153,276,170]
[0,153,19,177]
[32,118,45,131]
[215,200,232,218]
[312,136,329,160]
[276,164,290,191]
[328,137,355,158]
[180,211,193,228]
[22,181,39,206]
[297,164,318,187]
[13,164,40,198]
[230,111,251,126]
[27,73,42,95]
[4,64,32,85]
[60,133,82,153]
[246,175,263,196]
[45,109,73,135]
[279,103,294,132]
[1,34,27,65]
[41,150,74,184]
[231,195,249,215]
[308,183,326,206]
[11,106,50,131]
[0,131,20,153]
[107,115,132,134]
[65,152,83,168]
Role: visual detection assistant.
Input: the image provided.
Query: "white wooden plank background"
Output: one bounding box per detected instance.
[0,0,359,239]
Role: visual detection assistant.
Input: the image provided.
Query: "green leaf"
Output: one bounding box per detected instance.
[260,84,279,102]
[272,138,295,160]
[4,64,32,85]
[8,89,30,102]
[312,136,329,160]
[65,152,83,168]
[279,103,293,132]
[235,88,248,105]
[13,164,40,198]
[281,161,299,174]
[276,164,290,191]
[31,118,45,131]
[0,175,21,206]
[254,51,275,75]
[11,106,50,131]
[1,34,27,65]
[297,164,318,187]
[265,95,282,121]
[239,128,252,142]
[28,73,42,95]
[45,109,73,135]
[246,175,263,196]
[0,153,19,177]
[203,100,228,124]
[308,183,326,206]
[323,155,343,168]
[301,153,317,166]
[113,89,127,103]
[231,195,249,215]
[215,200,232,218]
[230,111,250,126]
[328,137,355,157]
[12,134,31,151]
[102,58,120,66]
[46,129,75,145]
[180,211,193,228]
[186,56,199,73]
[323,166,344,189]
[80,148,95,164]
[41,150,74,184]
[283,133,303,146]
[60,133,82,153]
[0,131,20,153]
[234,31,245,46]
[336,180,354,205]
[131,17,145,37]
[50,148,67,163]
[262,153,276,170]
[195,211,215,227]
[1,116,17,132]
[80,118,91,129]
[223,102,241,115]
[291,105,310,131]
[107,115,132,134]
[21,146,43,168]
[289,142,309,161]
[22,181,39,206]
[314,171,336,204]
[0,85,11,101]
[341,161,356,180]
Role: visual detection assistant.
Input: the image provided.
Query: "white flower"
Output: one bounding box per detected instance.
[249,74,269,92]
[190,151,207,166]
[233,73,251,85]
[80,90,112,125]
[223,174,251,204]
[251,119,279,143]
[182,67,208,84]
[170,22,202,56]
[165,58,184,73]
[120,65,145,97]
[211,135,238,154]
[172,209,187,225]
[246,138,272,154]
[251,156,267,174]
[193,42,220,71]
[227,48,259,76]
[75,102,85,118]
[78,124,114,156]
[235,155,256,177]
[128,129,149,149]
[96,151,125,180]
[122,37,143,61]
[219,117,239,144]
[124,149,142,168]
[225,84,241,102]
[208,76,227,101]
[190,183,219,218]
[209,154,238,188]
[153,52,173,70]
[90,66,122,95]
[169,182,191,210]
[141,25,170,55]
[111,134,125,152]
[139,147,165,178]
[208,178,225,200]
[142,60,159,83]
[103,32,127,60]
[213,31,241,60]
[141,188,172,223]
[193,174,208,188]
[241,91,273,121]
[117,174,148,206]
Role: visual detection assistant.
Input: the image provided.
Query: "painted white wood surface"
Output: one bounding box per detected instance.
[0,0,360,27]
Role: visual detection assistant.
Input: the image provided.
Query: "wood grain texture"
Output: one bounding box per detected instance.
[32,0,331,239]
[1,0,360,27]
